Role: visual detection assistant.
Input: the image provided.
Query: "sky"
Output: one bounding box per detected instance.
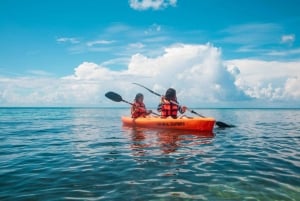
[0,0,300,107]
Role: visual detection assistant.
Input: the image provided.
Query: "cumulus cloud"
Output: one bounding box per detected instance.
[0,77,67,106]
[0,43,248,107]
[129,0,177,10]
[63,62,120,81]
[127,43,249,104]
[227,59,300,101]
[1,43,299,107]
[284,77,300,99]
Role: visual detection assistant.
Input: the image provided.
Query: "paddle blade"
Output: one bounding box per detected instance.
[105,91,123,102]
[216,121,235,128]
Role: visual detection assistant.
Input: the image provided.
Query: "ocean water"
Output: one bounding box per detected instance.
[0,108,299,201]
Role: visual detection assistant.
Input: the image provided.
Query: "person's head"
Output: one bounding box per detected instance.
[165,88,176,100]
[134,93,144,103]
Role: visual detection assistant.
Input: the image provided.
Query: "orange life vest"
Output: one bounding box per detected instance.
[131,102,146,118]
[160,99,179,118]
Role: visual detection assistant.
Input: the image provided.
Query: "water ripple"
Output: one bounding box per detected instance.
[0,108,299,200]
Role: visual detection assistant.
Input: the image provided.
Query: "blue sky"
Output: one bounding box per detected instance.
[0,0,300,107]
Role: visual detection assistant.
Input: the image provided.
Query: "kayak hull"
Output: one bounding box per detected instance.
[121,116,215,132]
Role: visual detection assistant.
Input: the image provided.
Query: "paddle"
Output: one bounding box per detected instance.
[132,83,234,128]
[105,91,160,116]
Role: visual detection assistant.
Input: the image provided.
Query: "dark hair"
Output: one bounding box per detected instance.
[165,88,176,100]
[135,93,144,101]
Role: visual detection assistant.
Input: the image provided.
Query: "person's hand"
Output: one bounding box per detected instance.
[181,106,187,113]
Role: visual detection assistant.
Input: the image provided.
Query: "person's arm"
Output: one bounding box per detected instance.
[132,103,148,117]
[131,104,136,117]
[139,104,151,116]
[177,102,187,114]
[145,107,152,115]
[157,96,165,112]
[131,103,144,113]
[137,105,146,113]
[157,103,162,112]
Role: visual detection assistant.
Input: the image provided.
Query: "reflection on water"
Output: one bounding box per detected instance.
[123,126,215,155]
[1,108,299,201]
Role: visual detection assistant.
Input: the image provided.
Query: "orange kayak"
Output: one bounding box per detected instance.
[121,116,215,132]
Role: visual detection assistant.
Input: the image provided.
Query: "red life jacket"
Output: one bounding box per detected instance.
[160,99,179,118]
[131,102,146,118]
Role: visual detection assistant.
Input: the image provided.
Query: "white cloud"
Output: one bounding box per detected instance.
[281,34,295,45]
[221,23,282,45]
[226,59,300,101]
[266,48,300,56]
[128,42,145,49]
[127,43,249,103]
[56,23,172,56]
[0,43,247,107]
[86,40,115,47]
[284,77,300,99]
[144,24,162,35]
[1,43,299,107]
[0,75,123,106]
[104,23,132,34]
[129,0,177,10]
[63,62,118,81]
[56,37,80,44]
[27,70,53,76]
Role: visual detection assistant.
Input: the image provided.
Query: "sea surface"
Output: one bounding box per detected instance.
[0,108,299,201]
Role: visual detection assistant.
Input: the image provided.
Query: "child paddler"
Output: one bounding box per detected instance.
[131,93,152,118]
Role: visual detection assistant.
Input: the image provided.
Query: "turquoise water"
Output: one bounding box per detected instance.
[0,108,299,200]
